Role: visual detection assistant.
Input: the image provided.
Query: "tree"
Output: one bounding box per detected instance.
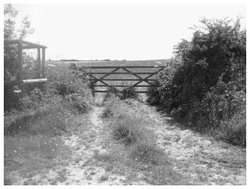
[4,4,34,79]
[4,4,35,111]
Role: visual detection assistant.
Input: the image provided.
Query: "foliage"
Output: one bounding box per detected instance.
[100,97,179,184]
[148,18,246,146]
[4,4,34,76]
[104,85,139,102]
[120,86,139,100]
[4,4,37,111]
[4,104,72,137]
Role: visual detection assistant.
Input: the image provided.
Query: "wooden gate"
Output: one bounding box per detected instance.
[78,65,164,93]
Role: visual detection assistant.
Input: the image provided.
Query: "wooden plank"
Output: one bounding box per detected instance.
[93,85,151,87]
[42,48,46,77]
[22,45,43,49]
[21,40,47,48]
[99,67,120,80]
[93,90,150,93]
[23,78,47,84]
[85,73,113,88]
[82,66,164,69]
[99,78,156,81]
[122,67,144,80]
[5,40,47,48]
[131,67,163,87]
[37,48,41,78]
[84,72,158,75]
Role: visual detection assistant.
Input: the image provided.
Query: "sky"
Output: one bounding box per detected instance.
[12,3,246,60]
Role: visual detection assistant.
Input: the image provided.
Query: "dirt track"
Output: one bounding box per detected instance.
[9,95,246,185]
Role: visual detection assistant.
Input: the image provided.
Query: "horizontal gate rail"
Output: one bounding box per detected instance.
[79,65,164,94]
[82,72,157,75]
[93,85,152,87]
[82,65,163,69]
[94,90,151,93]
[90,78,156,81]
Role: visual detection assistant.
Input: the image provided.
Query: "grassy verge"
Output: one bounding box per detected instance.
[4,103,73,184]
[4,63,93,185]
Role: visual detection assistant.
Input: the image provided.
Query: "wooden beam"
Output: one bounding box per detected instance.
[93,85,151,87]
[96,78,156,81]
[93,90,150,93]
[42,48,46,77]
[131,67,163,87]
[37,48,41,78]
[84,72,158,75]
[82,65,164,69]
[23,78,47,84]
[4,40,47,48]
[21,40,47,48]
[22,45,42,49]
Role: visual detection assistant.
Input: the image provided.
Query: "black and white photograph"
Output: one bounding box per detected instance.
[2,0,247,186]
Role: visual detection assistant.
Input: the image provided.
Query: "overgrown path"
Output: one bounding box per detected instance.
[134,102,246,184]
[11,97,245,185]
[14,106,124,185]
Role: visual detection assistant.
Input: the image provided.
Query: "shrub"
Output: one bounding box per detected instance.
[100,107,114,119]
[4,84,22,112]
[47,63,93,99]
[146,80,162,105]
[128,143,167,165]
[120,86,139,100]
[105,103,156,146]
[65,93,92,114]
[215,107,246,146]
[104,85,139,102]
[147,18,246,146]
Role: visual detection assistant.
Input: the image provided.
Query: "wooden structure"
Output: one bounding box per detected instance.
[79,65,164,93]
[4,40,47,92]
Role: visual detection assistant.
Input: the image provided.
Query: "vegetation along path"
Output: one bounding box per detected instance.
[7,95,246,185]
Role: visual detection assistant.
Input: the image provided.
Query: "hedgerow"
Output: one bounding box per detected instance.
[147,18,246,146]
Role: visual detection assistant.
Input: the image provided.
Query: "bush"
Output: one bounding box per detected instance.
[120,86,139,100]
[104,85,139,102]
[65,93,92,114]
[110,115,153,146]
[129,143,167,165]
[100,107,114,119]
[215,107,246,146]
[4,84,22,112]
[147,18,246,146]
[46,63,93,100]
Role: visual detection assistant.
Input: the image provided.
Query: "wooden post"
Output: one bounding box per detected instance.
[18,41,23,90]
[37,48,41,78]
[42,48,46,77]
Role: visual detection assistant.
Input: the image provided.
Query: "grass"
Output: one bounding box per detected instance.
[99,96,183,184]
[109,114,155,146]
[4,63,93,185]
[5,104,72,137]
[214,108,246,146]
[4,103,73,184]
